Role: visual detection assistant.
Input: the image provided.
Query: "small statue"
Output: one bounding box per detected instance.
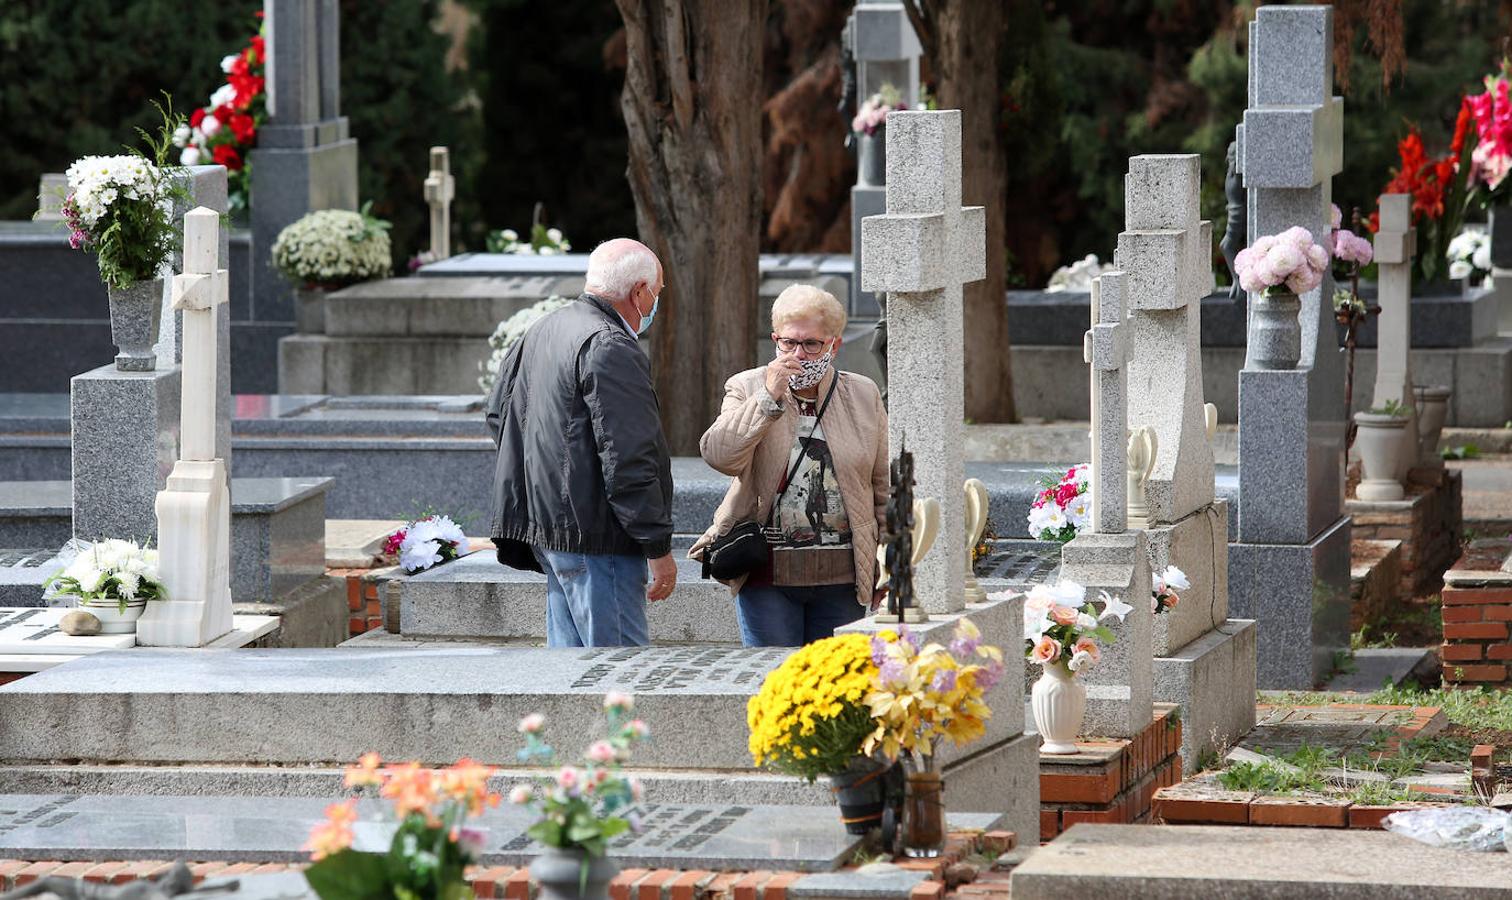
[0,861,236,900]
[1220,140,1247,300]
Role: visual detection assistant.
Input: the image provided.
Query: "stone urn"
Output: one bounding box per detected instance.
[80,597,148,634]
[1354,411,1410,501]
[1031,660,1085,755]
[1248,289,1302,370]
[1490,204,1512,270]
[530,847,618,900]
[294,286,329,334]
[1413,385,1452,468]
[858,126,887,188]
[106,277,164,371]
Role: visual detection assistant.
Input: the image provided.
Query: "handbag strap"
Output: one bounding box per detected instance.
[765,373,841,528]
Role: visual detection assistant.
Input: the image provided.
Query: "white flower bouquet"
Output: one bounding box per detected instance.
[1447,229,1492,282]
[271,205,392,289]
[1046,254,1111,292]
[1026,464,1091,543]
[43,539,166,613]
[62,154,177,290]
[478,295,573,393]
[385,515,467,574]
[486,224,571,256]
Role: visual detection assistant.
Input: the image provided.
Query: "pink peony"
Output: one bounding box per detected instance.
[1333,229,1374,266]
[1330,203,1343,229]
[555,766,580,792]
[517,713,545,734]
[585,740,616,764]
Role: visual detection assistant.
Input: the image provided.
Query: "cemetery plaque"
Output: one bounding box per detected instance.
[0,607,135,656]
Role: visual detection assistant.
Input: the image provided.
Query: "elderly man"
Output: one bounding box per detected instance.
[486,238,677,647]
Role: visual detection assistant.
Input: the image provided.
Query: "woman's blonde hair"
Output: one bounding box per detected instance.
[771,284,847,337]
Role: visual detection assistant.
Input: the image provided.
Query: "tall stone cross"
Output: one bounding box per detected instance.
[138,208,234,648]
[1371,192,1420,478]
[1059,267,1153,739]
[860,110,985,615]
[1116,155,1216,525]
[1085,271,1130,533]
[424,146,455,261]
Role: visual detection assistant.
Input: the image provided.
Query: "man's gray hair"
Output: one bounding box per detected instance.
[586,240,659,301]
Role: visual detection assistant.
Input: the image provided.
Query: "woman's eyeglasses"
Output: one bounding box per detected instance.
[774,337,830,354]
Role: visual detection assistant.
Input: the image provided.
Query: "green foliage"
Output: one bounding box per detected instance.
[1442,444,1481,460]
[1370,398,1409,418]
[1366,684,1512,733]
[304,820,473,900]
[513,701,645,855]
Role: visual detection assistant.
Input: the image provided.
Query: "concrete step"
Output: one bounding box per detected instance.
[1323,646,1438,693]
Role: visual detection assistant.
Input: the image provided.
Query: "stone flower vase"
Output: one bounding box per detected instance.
[107,277,164,371]
[1354,412,1409,502]
[530,847,618,900]
[1413,385,1452,469]
[80,598,148,634]
[294,286,329,335]
[1031,660,1085,755]
[858,126,887,188]
[1248,289,1302,370]
[901,770,945,859]
[827,756,900,835]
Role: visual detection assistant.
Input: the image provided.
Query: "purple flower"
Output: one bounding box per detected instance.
[950,634,979,658]
[879,659,906,688]
[870,635,889,668]
[899,626,920,653]
[930,669,958,693]
[975,661,1005,691]
[627,811,644,834]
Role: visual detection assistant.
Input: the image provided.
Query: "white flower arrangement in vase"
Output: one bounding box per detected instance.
[1447,229,1492,283]
[486,224,572,256]
[1022,580,1132,754]
[270,205,392,289]
[43,539,166,634]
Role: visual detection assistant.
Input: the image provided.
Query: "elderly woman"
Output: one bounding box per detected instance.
[691,285,888,647]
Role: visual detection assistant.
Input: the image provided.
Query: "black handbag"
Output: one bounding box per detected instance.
[702,375,839,581]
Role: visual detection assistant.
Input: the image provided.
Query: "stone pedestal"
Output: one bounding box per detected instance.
[1153,618,1258,768]
[1145,502,1231,656]
[69,366,181,543]
[1059,531,1152,739]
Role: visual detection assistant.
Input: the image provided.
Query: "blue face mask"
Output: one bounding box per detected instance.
[636,292,659,336]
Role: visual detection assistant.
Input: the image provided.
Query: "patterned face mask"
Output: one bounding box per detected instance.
[786,342,835,391]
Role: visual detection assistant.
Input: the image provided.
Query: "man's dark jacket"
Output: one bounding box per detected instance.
[485,294,674,569]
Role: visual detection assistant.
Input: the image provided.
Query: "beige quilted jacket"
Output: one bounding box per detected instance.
[689,366,889,608]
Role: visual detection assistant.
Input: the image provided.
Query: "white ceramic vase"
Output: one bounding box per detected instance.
[1412,385,1452,468]
[1031,661,1085,754]
[1354,412,1409,501]
[80,598,148,635]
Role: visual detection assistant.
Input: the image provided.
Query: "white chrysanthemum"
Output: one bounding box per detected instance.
[428,515,466,547]
[210,83,237,108]
[400,538,444,573]
[478,295,573,392]
[1051,580,1088,608]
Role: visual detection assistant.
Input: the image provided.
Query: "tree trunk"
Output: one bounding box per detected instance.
[904,0,1015,423]
[614,0,768,454]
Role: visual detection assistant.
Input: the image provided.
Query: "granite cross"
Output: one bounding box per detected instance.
[1085,271,1130,533]
[860,109,986,615]
[1115,154,1216,525]
[424,146,455,261]
[139,207,234,647]
[1370,192,1420,486]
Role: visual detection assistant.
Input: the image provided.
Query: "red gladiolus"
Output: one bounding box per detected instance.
[190,107,206,128]
[213,144,243,171]
[250,35,266,61]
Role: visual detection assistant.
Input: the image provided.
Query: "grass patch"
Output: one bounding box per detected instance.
[1366,685,1512,733]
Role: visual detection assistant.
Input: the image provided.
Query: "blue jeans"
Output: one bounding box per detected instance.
[533,548,650,648]
[735,583,862,647]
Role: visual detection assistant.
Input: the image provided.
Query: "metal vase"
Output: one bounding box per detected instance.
[106,277,165,372]
[1412,385,1452,468]
[828,756,900,835]
[1248,290,1302,370]
[858,127,887,187]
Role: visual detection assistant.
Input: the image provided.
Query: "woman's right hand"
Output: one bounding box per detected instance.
[764,349,802,401]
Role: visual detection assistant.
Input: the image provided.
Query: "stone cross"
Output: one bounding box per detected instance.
[1370,192,1420,481]
[1116,154,1217,526]
[138,208,234,647]
[1085,272,1130,533]
[860,109,986,615]
[424,146,455,261]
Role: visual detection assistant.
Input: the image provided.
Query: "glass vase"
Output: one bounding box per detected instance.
[901,770,945,858]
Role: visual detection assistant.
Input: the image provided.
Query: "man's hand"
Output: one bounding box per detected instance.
[763,349,801,402]
[647,553,677,601]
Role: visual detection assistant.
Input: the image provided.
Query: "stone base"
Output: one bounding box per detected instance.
[1153,620,1257,770]
[236,574,348,649]
[1013,824,1512,898]
[0,478,330,606]
[399,549,739,643]
[1038,704,1182,843]
[1229,516,1352,689]
[70,364,181,543]
[943,732,1040,848]
[1145,503,1229,656]
[1347,467,1464,599]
